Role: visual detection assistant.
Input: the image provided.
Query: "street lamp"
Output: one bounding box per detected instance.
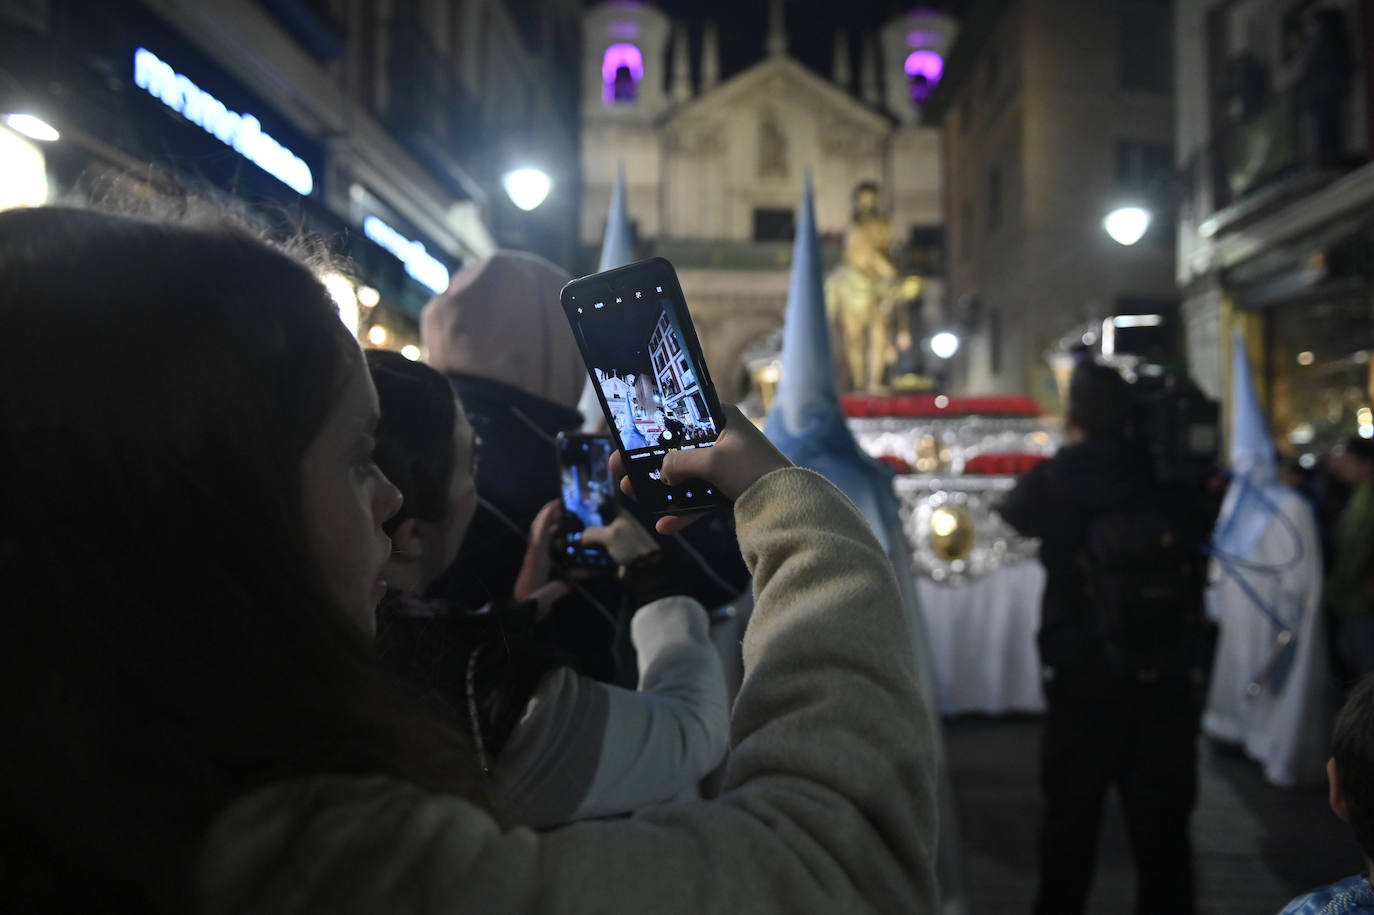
[5,113,59,142]
[930,331,960,360]
[1103,206,1151,246]
[503,168,552,211]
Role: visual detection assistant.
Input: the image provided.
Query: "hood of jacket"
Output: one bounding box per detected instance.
[421,251,586,412]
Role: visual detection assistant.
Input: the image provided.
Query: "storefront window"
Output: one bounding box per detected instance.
[1269,295,1374,460]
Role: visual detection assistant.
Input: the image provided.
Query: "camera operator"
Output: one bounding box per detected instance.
[999,360,1216,915]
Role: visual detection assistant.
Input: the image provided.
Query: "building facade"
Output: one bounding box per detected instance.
[0,0,579,348]
[1176,0,1374,460]
[578,0,956,401]
[926,0,1176,405]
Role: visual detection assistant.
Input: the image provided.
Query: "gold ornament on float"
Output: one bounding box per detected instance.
[929,504,976,563]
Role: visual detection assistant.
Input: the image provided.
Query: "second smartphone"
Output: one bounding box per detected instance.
[553,431,617,569]
[561,257,729,516]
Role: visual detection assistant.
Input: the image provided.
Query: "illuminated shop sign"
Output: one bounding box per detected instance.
[362,216,451,295]
[133,47,314,195]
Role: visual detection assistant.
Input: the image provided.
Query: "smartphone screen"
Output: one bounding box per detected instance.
[554,432,617,568]
[561,258,729,516]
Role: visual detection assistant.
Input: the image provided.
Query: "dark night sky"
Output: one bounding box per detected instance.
[601,1,971,88]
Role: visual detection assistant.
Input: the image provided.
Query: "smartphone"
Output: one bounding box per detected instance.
[561,258,729,516]
[553,432,617,569]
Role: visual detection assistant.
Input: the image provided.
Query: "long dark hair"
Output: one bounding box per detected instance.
[366,348,458,535]
[364,350,577,786]
[0,207,486,911]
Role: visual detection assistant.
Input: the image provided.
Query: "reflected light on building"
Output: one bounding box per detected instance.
[368,325,388,346]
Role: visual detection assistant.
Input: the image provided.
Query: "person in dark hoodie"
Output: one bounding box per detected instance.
[999,360,1210,915]
[420,251,748,683]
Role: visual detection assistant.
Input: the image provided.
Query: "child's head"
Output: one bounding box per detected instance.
[1331,674,1374,864]
[0,206,480,904]
[367,349,479,595]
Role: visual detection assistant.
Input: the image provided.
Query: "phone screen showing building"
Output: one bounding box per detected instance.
[568,274,726,514]
[577,294,720,457]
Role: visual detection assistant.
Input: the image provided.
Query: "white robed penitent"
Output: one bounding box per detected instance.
[1203,330,1330,788]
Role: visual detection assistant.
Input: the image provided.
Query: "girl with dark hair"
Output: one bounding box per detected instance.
[0,206,484,911]
[0,206,938,914]
[366,350,729,827]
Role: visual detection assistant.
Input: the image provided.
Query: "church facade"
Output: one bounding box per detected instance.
[579,1,956,400]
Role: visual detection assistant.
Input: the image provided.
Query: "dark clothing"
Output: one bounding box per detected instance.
[1036,672,1201,915]
[429,372,622,681]
[1000,436,1205,915]
[430,373,749,683]
[659,417,686,445]
[998,437,1155,673]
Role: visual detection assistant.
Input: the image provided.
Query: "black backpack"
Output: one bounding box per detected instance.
[1079,497,1206,678]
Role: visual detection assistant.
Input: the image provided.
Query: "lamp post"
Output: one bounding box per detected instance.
[502,167,552,211]
[1103,205,1151,246]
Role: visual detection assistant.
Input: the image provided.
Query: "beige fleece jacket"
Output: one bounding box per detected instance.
[196,468,939,913]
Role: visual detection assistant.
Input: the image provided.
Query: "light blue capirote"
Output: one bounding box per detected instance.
[763,170,965,912]
[1211,327,1303,692]
[1213,328,1280,560]
[578,162,635,431]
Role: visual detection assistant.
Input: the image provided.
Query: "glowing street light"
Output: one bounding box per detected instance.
[930,331,960,360]
[503,168,552,211]
[1103,206,1151,246]
[5,113,59,142]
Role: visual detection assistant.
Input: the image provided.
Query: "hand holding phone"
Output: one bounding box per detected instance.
[553,432,619,571]
[562,258,729,516]
[611,404,792,535]
[514,499,572,618]
[579,514,659,566]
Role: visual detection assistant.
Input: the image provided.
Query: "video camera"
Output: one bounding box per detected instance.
[1128,370,1220,486]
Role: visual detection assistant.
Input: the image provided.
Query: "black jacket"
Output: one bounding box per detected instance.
[429,373,749,683]
[998,437,1155,672]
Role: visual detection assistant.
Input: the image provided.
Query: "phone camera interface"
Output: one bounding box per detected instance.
[577,293,720,455]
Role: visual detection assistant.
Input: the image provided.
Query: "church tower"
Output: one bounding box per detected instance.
[580,2,673,247]
[880,9,959,124]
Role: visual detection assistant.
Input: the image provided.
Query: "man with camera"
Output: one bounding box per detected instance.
[1000,360,1217,915]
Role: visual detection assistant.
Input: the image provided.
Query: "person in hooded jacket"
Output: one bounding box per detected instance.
[999,360,1208,915]
[420,252,748,684]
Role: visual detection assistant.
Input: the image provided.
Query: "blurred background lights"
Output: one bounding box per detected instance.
[930,332,960,359]
[401,344,421,361]
[503,167,552,211]
[5,113,59,142]
[0,124,49,210]
[322,273,359,336]
[367,325,388,346]
[1103,206,1150,245]
[356,285,380,308]
[1297,351,1315,366]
